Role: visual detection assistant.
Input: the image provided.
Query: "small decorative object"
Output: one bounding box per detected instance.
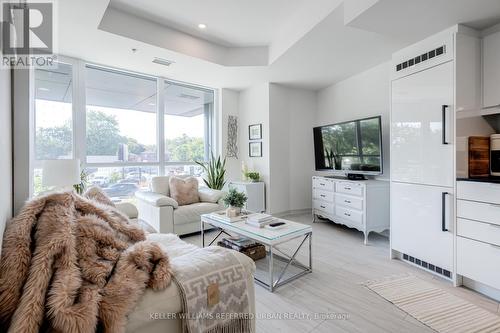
[245,171,260,182]
[249,142,262,157]
[249,124,262,140]
[226,115,238,158]
[195,152,227,190]
[223,188,247,216]
[241,161,249,181]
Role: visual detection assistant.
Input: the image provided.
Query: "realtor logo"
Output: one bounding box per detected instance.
[1,0,56,68]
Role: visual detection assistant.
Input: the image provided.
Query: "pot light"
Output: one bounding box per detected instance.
[198,23,207,29]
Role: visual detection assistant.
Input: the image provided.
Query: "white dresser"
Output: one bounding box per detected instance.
[312,176,389,244]
[457,181,500,297]
[228,181,265,213]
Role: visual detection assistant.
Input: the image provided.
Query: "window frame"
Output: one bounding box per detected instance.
[30,56,218,196]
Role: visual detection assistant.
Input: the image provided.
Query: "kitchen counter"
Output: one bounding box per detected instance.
[457,177,500,184]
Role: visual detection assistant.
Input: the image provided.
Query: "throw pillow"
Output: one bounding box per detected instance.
[169,176,200,206]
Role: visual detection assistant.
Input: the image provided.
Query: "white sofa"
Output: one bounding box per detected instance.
[136,176,225,235]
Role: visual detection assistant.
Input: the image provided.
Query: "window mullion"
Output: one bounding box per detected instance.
[73,59,86,169]
[157,79,165,175]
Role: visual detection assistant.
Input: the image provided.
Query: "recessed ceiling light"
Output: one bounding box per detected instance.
[198,23,207,29]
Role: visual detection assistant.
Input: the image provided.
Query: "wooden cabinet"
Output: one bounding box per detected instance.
[483,30,500,108]
[312,176,389,244]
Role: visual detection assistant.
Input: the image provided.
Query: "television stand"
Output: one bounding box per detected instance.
[347,173,367,180]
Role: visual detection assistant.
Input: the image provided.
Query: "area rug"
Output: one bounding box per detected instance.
[364,274,500,333]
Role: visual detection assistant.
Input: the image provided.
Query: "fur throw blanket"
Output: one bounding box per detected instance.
[0,189,172,333]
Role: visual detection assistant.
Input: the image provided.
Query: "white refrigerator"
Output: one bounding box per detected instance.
[391,60,454,273]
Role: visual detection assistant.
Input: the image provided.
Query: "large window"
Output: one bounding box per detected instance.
[31,58,216,200]
[33,63,74,195]
[85,66,158,164]
[164,82,214,177]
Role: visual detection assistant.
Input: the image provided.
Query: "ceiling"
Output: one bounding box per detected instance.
[109,0,311,48]
[55,0,500,91]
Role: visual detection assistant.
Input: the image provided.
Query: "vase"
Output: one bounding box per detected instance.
[226,206,241,217]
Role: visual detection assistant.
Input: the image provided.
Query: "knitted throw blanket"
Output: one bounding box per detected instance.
[0,189,172,333]
[172,246,253,333]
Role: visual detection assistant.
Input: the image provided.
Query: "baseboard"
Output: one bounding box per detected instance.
[462,277,500,302]
[272,209,312,218]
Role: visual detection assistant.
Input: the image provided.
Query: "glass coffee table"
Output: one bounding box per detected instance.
[201,213,312,292]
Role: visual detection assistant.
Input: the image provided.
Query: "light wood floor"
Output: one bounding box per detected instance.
[183,213,500,333]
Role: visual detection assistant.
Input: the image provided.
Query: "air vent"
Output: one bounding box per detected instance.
[178,93,200,100]
[396,45,446,72]
[152,57,175,67]
[402,253,451,279]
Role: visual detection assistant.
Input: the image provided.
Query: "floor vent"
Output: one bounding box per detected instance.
[402,253,451,279]
[396,45,446,72]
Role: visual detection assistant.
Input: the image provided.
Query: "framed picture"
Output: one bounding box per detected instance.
[249,142,262,157]
[249,124,262,140]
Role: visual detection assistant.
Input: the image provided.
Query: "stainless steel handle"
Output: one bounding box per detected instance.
[442,105,449,145]
[320,194,326,198]
[344,200,351,204]
[320,183,326,186]
[344,212,351,217]
[442,192,449,232]
[320,205,326,209]
[344,187,351,190]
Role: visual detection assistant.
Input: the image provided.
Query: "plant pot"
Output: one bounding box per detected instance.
[226,206,242,217]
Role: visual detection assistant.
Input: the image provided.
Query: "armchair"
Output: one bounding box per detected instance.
[136,176,225,235]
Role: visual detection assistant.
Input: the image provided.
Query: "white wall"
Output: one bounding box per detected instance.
[219,89,241,183]
[238,83,271,210]
[235,83,316,214]
[269,84,316,214]
[0,65,12,256]
[316,61,391,179]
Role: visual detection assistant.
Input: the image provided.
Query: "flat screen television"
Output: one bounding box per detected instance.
[313,116,383,176]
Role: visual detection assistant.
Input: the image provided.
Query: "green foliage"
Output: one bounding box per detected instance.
[196,152,226,190]
[35,124,72,160]
[223,188,247,208]
[245,172,260,182]
[73,168,89,195]
[86,110,127,156]
[166,134,205,162]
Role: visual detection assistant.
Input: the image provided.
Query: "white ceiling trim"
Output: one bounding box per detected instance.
[99,6,269,67]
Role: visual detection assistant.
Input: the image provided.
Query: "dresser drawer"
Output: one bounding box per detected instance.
[313,189,334,203]
[336,206,363,225]
[313,178,334,191]
[457,199,500,227]
[313,200,334,215]
[457,218,500,247]
[457,181,500,204]
[336,182,364,197]
[335,193,363,210]
[457,236,500,290]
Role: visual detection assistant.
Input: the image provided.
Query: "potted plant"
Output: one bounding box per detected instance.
[245,171,260,182]
[222,188,247,217]
[196,152,227,190]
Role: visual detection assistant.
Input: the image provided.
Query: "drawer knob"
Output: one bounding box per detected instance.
[344,212,351,217]
[345,200,351,204]
[320,195,326,198]
[320,205,326,209]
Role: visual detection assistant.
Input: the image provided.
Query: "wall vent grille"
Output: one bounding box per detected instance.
[402,253,451,279]
[396,45,446,72]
